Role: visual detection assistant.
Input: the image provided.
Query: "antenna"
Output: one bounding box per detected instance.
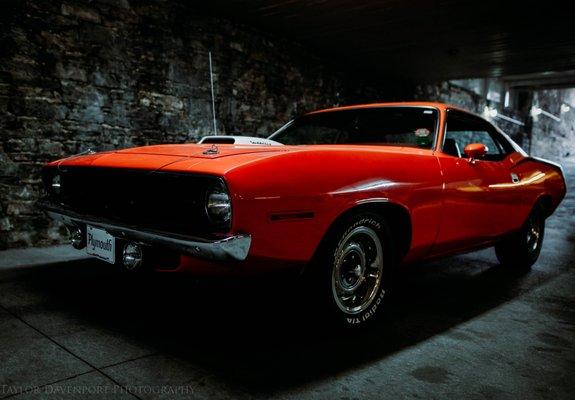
[208,51,217,134]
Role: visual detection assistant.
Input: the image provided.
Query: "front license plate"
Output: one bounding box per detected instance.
[86,225,115,264]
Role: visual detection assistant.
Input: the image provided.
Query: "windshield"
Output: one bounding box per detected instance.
[269,107,438,148]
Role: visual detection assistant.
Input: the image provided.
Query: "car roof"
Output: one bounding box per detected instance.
[306,101,470,115]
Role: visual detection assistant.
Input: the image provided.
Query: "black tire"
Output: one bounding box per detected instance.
[495,203,545,270]
[307,212,395,328]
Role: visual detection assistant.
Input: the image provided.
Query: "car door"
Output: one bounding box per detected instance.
[431,110,517,255]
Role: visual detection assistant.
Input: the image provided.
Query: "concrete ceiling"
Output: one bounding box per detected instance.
[200,0,575,87]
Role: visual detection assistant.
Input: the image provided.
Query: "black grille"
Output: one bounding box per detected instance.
[42,167,227,236]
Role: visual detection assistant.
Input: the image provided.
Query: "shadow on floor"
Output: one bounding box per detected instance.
[7,248,566,395]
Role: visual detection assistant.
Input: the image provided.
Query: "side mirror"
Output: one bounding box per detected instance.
[464,143,487,163]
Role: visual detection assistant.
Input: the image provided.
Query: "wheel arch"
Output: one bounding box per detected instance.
[535,193,554,218]
[312,200,412,266]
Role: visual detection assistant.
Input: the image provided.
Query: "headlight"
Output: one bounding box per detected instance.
[51,174,62,195]
[206,182,231,225]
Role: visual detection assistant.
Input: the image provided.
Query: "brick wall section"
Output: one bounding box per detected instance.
[0,0,387,249]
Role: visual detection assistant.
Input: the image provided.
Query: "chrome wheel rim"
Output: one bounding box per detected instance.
[332,226,384,315]
[526,213,541,253]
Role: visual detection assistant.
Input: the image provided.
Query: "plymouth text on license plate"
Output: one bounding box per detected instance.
[86,225,115,264]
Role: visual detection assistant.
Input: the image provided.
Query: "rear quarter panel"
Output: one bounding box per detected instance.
[509,156,567,219]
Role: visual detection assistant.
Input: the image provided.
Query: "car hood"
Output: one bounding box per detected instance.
[48,144,289,170]
[161,144,431,177]
[49,143,428,174]
[117,143,287,158]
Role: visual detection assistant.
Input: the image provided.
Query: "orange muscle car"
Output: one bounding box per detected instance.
[39,102,566,326]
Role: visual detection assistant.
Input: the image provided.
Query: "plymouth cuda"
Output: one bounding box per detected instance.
[39,102,566,326]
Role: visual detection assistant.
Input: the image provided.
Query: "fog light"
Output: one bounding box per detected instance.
[122,243,143,271]
[69,226,85,249]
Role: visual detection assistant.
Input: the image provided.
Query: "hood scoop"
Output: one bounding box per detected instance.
[198,136,283,146]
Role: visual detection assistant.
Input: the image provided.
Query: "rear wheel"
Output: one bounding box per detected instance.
[310,212,394,327]
[495,204,545,270]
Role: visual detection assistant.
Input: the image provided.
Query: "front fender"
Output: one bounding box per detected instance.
[224,149,443,263]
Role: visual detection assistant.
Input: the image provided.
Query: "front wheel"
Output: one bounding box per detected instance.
[311,212,394,328]
[495,204,545,270]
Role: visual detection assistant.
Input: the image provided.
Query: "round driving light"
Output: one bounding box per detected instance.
[69,226,85,249]
[122,243,143,271]
[52,174,62,195]
[206,184,231,224]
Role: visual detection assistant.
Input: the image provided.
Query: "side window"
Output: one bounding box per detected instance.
[488,126,516,155]
[443,111,507,161]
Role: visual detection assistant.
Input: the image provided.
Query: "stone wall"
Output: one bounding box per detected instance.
[0,0,392,249]
[416,81,486,113]
[530,88,575,162]
[4,1,561,250]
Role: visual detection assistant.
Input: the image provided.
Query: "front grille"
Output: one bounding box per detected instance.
[42,167,227,236]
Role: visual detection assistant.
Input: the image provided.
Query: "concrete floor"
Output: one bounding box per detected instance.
[1,161,574,400]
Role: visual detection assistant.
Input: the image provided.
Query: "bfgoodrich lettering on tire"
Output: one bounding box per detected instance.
[313,212,394,327]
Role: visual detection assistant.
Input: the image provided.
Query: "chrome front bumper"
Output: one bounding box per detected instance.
[39,203,251,261]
